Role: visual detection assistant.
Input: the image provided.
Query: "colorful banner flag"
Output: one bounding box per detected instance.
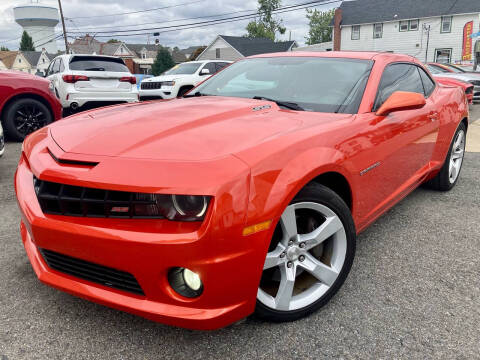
[462,21,473,60]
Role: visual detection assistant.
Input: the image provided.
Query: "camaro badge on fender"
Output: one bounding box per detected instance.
[360,161,381,176]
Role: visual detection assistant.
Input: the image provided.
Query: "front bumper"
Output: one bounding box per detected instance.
[15,135,269,330]
[139,87,176,100]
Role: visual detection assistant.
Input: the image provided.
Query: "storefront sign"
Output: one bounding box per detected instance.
[462,21,473,60]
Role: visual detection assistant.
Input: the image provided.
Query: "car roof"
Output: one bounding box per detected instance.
[248,51,417,62]
[187,60,233,64]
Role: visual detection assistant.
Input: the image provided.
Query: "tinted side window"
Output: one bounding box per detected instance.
[52,59,60,74]
[215,62,229,72]
[46,60,55,76]
[375,64,424,109]
[202,62,217,74]
[418,67,435,97]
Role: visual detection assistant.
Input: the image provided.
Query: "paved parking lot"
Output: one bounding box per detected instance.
[1,106,479,359]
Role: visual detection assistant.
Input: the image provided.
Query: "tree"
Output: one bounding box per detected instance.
[0,46,9,51]
[189,46,206,61]
[245,0,286,41]
[151,47,175,76]
[305,8,335,45]
[107,39,120,43]
[19,31,35,51]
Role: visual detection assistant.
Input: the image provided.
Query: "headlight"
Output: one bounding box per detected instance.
[134,194,211,221]
[162,81,175,86]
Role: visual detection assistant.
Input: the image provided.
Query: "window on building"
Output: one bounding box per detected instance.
[18,58,21,63]
[409,19,419,31]
[435,48,452,63]
[215,48,221,58]
[399,20,409,32]
[373,23,383,38]
[441,16,452,33]
[142,51,146,59]
[351,25,360,40]
[374,63,425,110]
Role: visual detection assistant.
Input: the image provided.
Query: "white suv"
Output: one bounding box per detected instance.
[46,54,139,111]
[139,60,231,100]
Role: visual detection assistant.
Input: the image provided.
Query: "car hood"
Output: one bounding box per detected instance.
[49,97,305,161]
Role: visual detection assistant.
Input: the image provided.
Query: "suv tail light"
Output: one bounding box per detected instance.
[62,75,89,83]
[120,76,136,84]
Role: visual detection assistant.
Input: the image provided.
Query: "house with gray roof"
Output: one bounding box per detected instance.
[196,35,297,61]
[332,0,480,63]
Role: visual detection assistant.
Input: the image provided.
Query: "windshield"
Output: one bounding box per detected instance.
[163,63,202,75]
[445,64,466,73]
[192,57,373,114]
[69,56,129,72]
[426,64,443,74]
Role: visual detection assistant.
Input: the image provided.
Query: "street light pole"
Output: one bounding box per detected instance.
[57,0,68,53]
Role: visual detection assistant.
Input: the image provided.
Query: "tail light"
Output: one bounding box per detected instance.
[120,76,136,84]
[62,75,89,83]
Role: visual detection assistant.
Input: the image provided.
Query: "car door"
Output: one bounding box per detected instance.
[354,63,439,224]
[47,58,61,93]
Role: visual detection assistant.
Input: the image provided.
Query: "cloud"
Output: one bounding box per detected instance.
[0,0,339,51]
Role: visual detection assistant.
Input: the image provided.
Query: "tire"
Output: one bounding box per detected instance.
[425,122,466,191]
[2,98,53,142]
[177,86,193,98]
[255,183,356,322]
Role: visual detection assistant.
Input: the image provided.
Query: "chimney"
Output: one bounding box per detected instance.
[333,8,342,51]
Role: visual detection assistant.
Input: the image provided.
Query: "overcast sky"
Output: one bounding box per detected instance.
[0,0,340,51]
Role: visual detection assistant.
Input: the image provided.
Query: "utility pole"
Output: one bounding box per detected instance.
[57,0,68,53]
[424,24,431,63]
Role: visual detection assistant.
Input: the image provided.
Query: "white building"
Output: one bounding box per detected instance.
[333,0,480,64]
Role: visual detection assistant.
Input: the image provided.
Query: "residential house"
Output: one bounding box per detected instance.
[196,35,297,61]
[0,51,18,70]
[68,35,187,74]
[179,45,205,60]
[332,0,480,63]
[22,49,55,74]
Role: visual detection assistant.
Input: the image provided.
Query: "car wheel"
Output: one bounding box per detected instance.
[255,183,356,322]
[177,86,193,98]
[2,98,53,142]
[426,122,466,191]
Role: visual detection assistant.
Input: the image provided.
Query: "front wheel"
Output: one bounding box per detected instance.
[255,183,356,322]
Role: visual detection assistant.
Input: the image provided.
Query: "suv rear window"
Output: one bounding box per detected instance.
[69,56,129,72]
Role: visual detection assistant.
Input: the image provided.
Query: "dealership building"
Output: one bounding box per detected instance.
[332,0,480,64]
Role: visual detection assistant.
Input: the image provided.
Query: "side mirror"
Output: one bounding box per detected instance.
[200,68,210,75]
[376,91,426,116]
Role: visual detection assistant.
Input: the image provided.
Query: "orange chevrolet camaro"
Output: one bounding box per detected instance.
[15,52,469,330]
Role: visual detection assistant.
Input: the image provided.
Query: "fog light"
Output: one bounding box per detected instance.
[168,267,203,298]
[183,268,201,291]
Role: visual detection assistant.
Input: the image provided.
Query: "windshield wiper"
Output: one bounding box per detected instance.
[252,96,304,111]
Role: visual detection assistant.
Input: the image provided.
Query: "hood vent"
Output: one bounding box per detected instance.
[48,148,98,167]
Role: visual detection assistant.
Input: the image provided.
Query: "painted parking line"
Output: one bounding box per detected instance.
[466,119,480,153]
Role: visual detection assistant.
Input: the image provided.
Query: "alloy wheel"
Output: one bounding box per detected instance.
[14,103,48,136]
[449,129,465,184]
[257,202,347,311]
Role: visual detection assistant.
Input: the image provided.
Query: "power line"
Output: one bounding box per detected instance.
[66,0,207,19]
[67,0,338,36]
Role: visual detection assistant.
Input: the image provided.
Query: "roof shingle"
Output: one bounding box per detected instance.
[220,35,296,57]
[338,0,480,25]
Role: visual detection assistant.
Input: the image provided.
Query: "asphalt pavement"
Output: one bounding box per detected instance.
[0,106,479,359]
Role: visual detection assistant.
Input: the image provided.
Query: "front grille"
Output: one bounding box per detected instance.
[470,80,480,86]
[33,177,164,219]
[40,248,144,295]
[141,82,163,90]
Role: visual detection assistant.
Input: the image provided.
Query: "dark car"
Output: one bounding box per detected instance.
[0,71,62,141]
